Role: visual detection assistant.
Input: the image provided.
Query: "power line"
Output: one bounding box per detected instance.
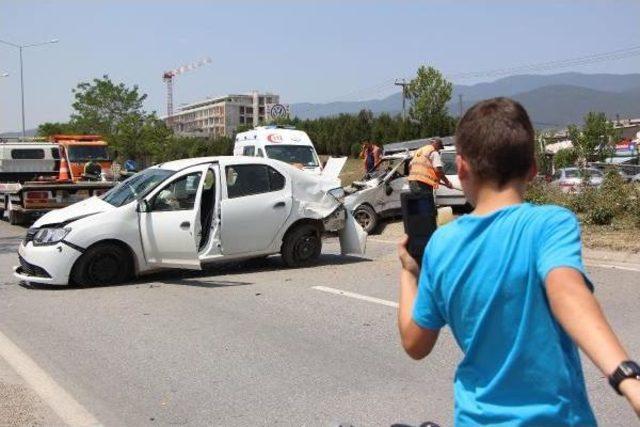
[450,45,640,80]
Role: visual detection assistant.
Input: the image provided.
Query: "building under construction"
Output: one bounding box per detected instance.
[164,92,281,137]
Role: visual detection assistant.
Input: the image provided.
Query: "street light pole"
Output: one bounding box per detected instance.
[19,46,25,138]
[0,38,59,138]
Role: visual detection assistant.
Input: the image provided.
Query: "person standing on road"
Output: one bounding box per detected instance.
[397,98,640,424]
[406,138,453,221]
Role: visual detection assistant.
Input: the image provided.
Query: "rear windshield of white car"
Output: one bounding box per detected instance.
[102,168,175,207]
[265,145,318,167]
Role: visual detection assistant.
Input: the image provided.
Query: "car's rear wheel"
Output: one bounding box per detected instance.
[353,204,378,234]
[281,224,322,268]
[71,243,133,287]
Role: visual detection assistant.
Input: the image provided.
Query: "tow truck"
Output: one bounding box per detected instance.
[0,135,116,225]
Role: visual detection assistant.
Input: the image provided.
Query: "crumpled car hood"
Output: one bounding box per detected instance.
[33,196,113,227]
[287,165,366,254]
[289,166,343,219]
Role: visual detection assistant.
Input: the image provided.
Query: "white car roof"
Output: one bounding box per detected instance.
[155,155,305,173]
[235,127,313,146]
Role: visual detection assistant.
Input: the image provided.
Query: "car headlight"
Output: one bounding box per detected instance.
[328,187,346,202]
[32,227,71,246]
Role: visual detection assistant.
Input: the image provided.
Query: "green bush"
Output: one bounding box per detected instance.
[350,143,362,159]
[526,177,640,229]
[586,206,614,225]
[554,148,578,169]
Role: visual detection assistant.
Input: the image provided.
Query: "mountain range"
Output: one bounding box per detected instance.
[290,72,640,128]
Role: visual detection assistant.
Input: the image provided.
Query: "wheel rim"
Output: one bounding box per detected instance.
[87,254,120,283]
[355,210,372,229]
[295,234,318,261]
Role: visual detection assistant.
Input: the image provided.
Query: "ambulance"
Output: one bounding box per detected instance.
[234,126,323,174]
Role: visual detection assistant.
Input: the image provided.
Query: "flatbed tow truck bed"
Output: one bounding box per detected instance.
[0,180,115,225]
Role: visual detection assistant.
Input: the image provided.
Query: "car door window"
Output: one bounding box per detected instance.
[227,164,286,198]
[243,146,255,156]
[151,172,202,211]
[268,166,285,191]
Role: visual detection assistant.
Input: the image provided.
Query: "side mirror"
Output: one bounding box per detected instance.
[137,200,150,213]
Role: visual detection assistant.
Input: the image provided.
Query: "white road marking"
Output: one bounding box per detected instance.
[0,330,101,427]
[312,286,398,308]
[585,262,640,273]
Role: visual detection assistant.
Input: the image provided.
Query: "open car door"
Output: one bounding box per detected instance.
[138,164,211,269]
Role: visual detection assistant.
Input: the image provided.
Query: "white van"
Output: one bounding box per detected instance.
[234,126,322,174]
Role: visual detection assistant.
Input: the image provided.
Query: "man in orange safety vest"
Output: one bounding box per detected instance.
[408,137,453,204]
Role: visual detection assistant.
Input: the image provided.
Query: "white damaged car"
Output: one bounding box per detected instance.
[344,147,467,233]
[15,156,366,286]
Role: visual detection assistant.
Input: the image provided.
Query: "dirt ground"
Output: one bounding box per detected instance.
[582,224,640,253]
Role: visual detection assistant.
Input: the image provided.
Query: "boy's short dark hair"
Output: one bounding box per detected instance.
[455,97,535,187]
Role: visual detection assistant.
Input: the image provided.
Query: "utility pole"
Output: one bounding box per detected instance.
[458,94,464,118]
[394,78,409,120]
[0,38,59,138]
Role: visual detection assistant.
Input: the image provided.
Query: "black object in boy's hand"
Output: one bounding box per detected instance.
[401,191,437,263]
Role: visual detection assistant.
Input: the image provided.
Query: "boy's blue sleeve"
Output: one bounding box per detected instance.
[412,251,446,330]
[537,207,593,290]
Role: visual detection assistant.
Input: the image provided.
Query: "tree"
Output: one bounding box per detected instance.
[553,148,578,170]
[70,75,147,138]
[407,66,454,137]
[567,112,620,165]
[37,122,77,138]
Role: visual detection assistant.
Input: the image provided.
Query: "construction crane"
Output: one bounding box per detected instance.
[163,57,212,119]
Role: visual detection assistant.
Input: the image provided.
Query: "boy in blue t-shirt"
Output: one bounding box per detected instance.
[397,97,640,425]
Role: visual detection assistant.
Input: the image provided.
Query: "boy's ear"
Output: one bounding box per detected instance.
[527,162,538,181]
[456,154,469,180]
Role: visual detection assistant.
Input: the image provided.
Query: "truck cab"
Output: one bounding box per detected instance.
[234,126,322,174]
[52,135,113,181]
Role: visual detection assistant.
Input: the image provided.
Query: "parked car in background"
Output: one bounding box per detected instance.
[550,167,604,192]
[15,156,366,287]
[344,146,466,233]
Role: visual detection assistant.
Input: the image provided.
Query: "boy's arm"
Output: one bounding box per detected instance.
[397,236,440,360]
[546,267,640,417]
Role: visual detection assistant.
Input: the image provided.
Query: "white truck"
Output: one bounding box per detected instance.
[234,126,323,174]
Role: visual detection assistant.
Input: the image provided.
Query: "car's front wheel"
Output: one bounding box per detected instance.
[281,224,322,268]
[353,204,378,234]
[71,242,133,287]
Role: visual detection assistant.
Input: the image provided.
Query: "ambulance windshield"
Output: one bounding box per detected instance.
[265,145,318,167]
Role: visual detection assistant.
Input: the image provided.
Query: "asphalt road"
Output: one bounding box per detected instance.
[0,220,638,426]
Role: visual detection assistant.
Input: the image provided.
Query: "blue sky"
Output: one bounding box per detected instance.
[1,0,639,133]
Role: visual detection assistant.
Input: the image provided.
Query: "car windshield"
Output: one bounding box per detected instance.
[67,146,110,162]
[440,151,457,175]
[102,168,175,207]
[265,145,318,167]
